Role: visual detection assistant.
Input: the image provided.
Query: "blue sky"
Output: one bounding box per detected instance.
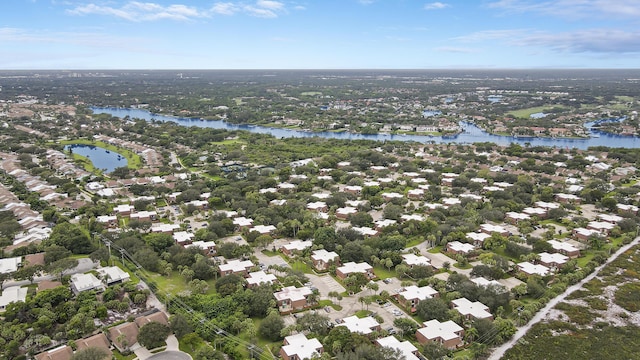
[1,0,640,69]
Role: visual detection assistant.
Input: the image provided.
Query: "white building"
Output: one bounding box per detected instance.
[339,315,381,335]
[70,273,105,294]
[451,298,493,321]
[0,286,28,311]
[376,336,420,360]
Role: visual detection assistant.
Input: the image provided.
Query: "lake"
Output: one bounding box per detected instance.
[65,144,128,173]
[91,107,640,150]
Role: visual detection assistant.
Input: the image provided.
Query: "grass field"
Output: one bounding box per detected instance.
[507,106,562,118]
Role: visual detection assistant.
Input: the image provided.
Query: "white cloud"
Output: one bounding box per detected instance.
[487,0,640,18]
[520,29,640,53]
[210,2,239,15]
[67,1,208,21]
[424,2,450,10]
[435,46,477,53]
[68,1,290,21]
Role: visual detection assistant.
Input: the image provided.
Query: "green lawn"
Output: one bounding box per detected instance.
[428,246,443,254]
[406,238,426,248]
[507,106,564,118]
[373,265,397,279]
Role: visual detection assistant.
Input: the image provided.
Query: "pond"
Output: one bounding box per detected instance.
[64,144,128,173]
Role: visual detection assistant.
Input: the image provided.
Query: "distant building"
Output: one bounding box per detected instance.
[274,286,313,314]
[416,319,464,349]
[279,333,324,360]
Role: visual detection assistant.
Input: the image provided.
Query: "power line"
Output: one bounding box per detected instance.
[99,236,274,359]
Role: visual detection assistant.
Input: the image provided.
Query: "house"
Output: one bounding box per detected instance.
[307,201,328,212]
[274,286,313,314]
[555,193,581,204]
[597,214,624,224]
[397,285,439,312]
[376,336,420,360]
[538,252,569,269]
[470,277,505,291]
[446,241,475,256]
[130,211,158,222]
[0,286,28,311]
[246,271,277,288]
[352,226,379,237]
[407,189,425,200]
[252,225,277,235]
[280,333,324,360]
[70,273,105,294]
[96,215,118,228]
[547,240,580,258]
[281,240,312,256]
[173,231,195,245]
[374,219,397,231]
[0,256,22,274]
[113,204,134,216]
[335,206,357,220]
[311,249,340,271]
[617,203,639,215]
[108,321,139,352]
[479,223,509,236]
[451,298,493,321]
[75,333,111,354]
[219,259,254,277]
[339,315,381,335]
[97,266,130,285]
[187,240,217,256]
[466,232,491,247]
[135,311,169,328]
[150,223,181,234]
[401,253,431,268]
[381,192,403,201]
[416,319,464,349]
[586,221,615,235]
[522,207,547,218]
[572,227,601,241]
[343,185,362,195]
[232,217,254,228]
[336,261,374,280]
[517,262,550,276]
[505,212,531,224]
[34,345,73,360]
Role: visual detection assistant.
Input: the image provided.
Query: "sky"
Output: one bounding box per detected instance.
[1,0,640,69]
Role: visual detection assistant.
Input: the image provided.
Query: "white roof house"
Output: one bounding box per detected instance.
[451,298,493,320]
[307,201,328,211]
[446,241,475,254]
[252,225,277,234]
[187,240,217,255]
[466,232,491,245]
[337,262,373,277]
[523,207,547,216]
[274,286,312,303]
[173,231,195,244]
[0,257,22,274]
[517,262,550,276]
[617,204,639,213]
[538,252,569,267]
[0,286,28,310]
[246,271,277,287]
[281,240,312,253]
[352,227,379,236]
[376,336,420,360]
[232,217,254,227]
[113,204,134,214]
[281,334,323,360]
[471,277,505,290]
[547,240,580,254]
[150,223,181,233]
[597,214,624,224]
[339,315,380,335]
[336,206,358,218]
[70,273,105,294]
[398,285,438,302]
[97,266,130,285]
[401,214,425,222]
[311,249,339,264]
[418,319,464,346]
[534,201,560,210]
[587,221,615,233]
[402,253,431,267]
[219,259,254,275]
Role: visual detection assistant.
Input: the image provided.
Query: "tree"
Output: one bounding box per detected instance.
[422,342,451,360]
[296,312,332,336]
[247,284,276,318]
[215,274,243,296]
[194,345,224,360]
[415,297,450,322]
[137,322,171,349]
[393,317,418,336]
[47,222,94,254]
[258,312,284,342]
[70,347,110,360]
[144,233,175,253]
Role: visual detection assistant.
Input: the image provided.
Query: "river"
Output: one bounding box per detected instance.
[91,107,640,149]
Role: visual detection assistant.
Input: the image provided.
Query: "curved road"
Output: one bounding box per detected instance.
[488,236,640,360]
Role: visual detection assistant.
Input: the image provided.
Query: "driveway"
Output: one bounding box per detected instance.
[424,252,456,270]
[306,273,345,300]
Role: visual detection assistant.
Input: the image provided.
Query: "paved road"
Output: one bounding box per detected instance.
[488,235,640,360]
[1,258,97,289]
